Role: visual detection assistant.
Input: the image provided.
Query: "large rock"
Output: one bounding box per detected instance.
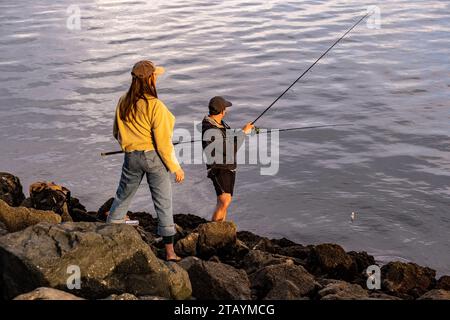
[29,181,73,222]
[0,173,25,207]
[0,199,61,232]
[173,214,208,232]
[13,287,85,300]
[250,262,318,300]
[241,250,295,274]
[381,262,436,298]
[436,276,450,290]
[237,230,266,249]
[197,221,237,258]
[348,251,376,274]
[182,258,251,300]
[0,222,192,300]
[175,233,199,257]
[418,289,450,300]
[307,243,355,281]
[318,280,369,300]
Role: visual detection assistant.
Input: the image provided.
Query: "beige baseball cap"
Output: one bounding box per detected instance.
[131,60,165,79]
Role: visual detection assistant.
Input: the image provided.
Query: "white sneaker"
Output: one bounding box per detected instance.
[125,220,139,226]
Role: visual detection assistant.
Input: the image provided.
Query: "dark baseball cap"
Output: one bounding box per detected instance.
[208,96,232,115]
[131,60,165,79]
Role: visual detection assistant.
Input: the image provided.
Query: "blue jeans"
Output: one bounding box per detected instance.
[107,150,175,237]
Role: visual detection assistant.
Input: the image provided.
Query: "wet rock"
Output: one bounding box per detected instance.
[250,262,318,300]
[307,243,355,281]
[270,237,299,247]
[70,209,99,222]
[237,230,266,249]
[13,287,85,300]
[417,289,450,300]
[348,251,377,286]
[197,221,237,258]
[0,173,25,207]
[128,211,158,235]
[183,258,251,300]
[29,181,72,222]
[0,199,61,232]
[102,293,139,300]
[173,214,208,232]
[278,245,312,262]
[178,256,201,272]
[348,251,376,274]
[318,280,369,300]
[164,261,193,300]
[436,275,450,290]
[241,250,295,274]
[252,238,280,253]
[381,261,436,298]
[0,222,192,300]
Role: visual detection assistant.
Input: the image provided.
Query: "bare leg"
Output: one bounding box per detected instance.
[165,243,178,260]
[212,193,232,222]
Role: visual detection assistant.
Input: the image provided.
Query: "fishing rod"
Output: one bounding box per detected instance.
[251,11,373,125]
[100,123,352,156]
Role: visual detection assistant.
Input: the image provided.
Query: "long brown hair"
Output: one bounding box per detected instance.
[119,74,158,122]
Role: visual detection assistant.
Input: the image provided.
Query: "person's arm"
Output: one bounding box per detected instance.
[151,100,182,173]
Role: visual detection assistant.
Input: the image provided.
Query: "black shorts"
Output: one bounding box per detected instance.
[208,169,236,196]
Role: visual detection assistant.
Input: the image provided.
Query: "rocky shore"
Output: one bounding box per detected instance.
[1,172,449,300]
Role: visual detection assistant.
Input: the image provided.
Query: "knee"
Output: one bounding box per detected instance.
[218,194,232,207]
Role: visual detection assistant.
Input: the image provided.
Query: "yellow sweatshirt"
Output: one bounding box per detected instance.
[113,94,181,173]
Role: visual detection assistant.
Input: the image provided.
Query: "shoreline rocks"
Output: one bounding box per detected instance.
[0,172,449,300]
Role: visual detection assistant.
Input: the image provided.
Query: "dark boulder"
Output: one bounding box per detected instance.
[181,257,251,300]
[270,237,299,247]
[196,221,237,258]
[307,243,355,281]
[0,173,25,207]
[175,232,199,257]
[240,250,296,274]
[0,222,191,300]
[436,275,450,290]
[250,262,318,300]
[381,261,436,298]
[237,230,266,249]
[173,214,208,232]
[28,181,73,222]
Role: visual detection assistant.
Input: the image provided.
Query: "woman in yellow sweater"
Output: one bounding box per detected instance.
[109,60,184,262]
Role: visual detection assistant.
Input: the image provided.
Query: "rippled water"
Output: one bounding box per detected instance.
[0,0,449,275]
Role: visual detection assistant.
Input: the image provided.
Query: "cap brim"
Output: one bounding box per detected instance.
[154,66,165,75]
